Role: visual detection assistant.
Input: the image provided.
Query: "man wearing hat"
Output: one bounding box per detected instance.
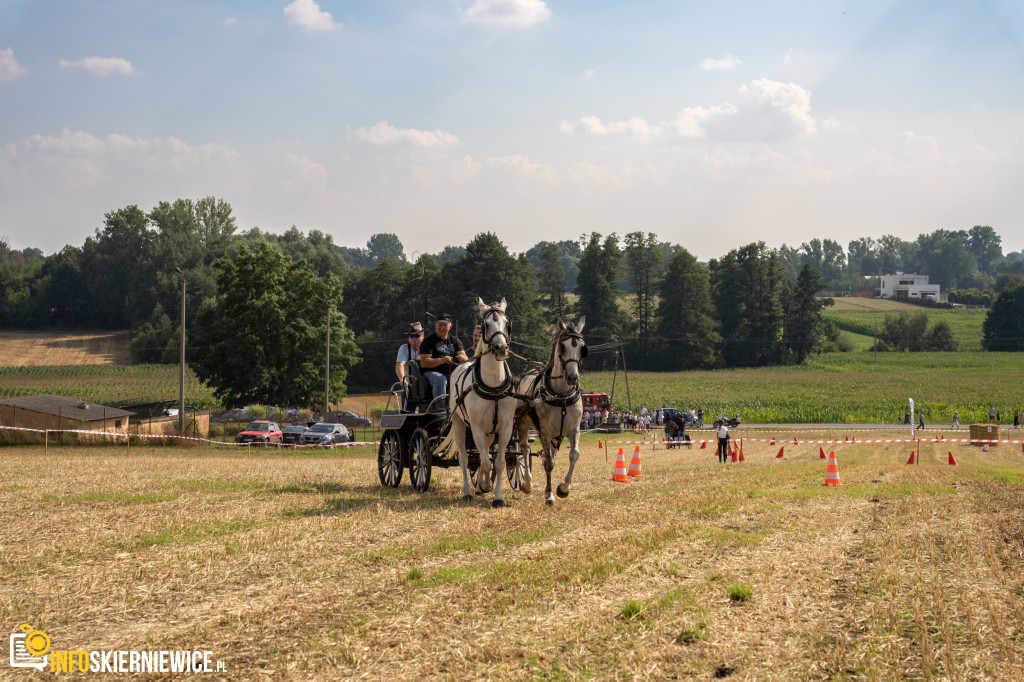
[395,321,424,410]
[419,313,467,400]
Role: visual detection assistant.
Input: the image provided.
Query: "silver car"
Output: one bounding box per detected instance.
[299,423,351,445]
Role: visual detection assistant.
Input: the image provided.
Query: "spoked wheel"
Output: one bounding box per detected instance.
[409,428,432,492]
[377,430,403,487]
[505,447,531,490]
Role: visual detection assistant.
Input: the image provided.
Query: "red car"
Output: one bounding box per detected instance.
[234,420,283,444]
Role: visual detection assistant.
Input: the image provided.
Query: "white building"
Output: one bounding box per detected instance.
[878,273,941,301]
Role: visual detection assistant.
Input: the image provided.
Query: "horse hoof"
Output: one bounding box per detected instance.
[545,498,554,506]
[556,485,570,499]
[492,499,506,509]
[520,482,532,494]
[463,494,473,501]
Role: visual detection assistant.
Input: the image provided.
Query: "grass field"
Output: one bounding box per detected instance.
[3,437,1024,679]
[583,352,1024,424]
[824,298,988,351]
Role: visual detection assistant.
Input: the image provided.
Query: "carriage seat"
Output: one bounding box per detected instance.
[404,359,433,412]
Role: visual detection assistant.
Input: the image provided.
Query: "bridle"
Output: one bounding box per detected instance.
[545,328,588,383]
[477,306,511,359]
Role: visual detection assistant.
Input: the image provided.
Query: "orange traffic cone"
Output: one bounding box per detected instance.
[907,450,916,465]
[730,443,738,462]
[948,451,958,466]
[612,448,628,482]
[627,445,643,478]
[598,439,603,449]
[824,451,842,486]
[776,446,785,459]
[852,435,856,443]
[844,435,848,443]
[819,446,826,459]
[793,436,799,445]
[739,442,746,462]
[770,437,776,446]
[700,440,707,449]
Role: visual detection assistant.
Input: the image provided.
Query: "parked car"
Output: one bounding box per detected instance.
[329,410,372,428]
[234,420,283,444]
[281,425,309,445]
[300,422,350,446]
[163,404,200,417]
[213,407,252,423]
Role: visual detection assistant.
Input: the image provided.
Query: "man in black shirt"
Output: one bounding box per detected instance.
[419,313,468,399]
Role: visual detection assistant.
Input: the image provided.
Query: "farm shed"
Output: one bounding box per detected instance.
[0,395,132,434]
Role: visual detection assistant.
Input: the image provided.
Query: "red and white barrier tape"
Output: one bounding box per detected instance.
[0,425,379,449]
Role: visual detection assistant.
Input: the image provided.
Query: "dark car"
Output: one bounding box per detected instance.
[234,420,283,444]
[300,423,350,446]
[329,410,372,428]
[281,425,309,445]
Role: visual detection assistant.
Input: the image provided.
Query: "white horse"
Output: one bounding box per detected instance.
[515,317,586,506]
[438,298,518,508]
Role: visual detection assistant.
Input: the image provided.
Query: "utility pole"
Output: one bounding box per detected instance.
[175,267,186,433]
[315,296,331,422]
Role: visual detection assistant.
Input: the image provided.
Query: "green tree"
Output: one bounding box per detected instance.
[882,311,930,351]
[623,231,664,362]
[654,248,719,369]
[982,282,1024,351]
[366,233,405,265]
[79,205,154,327]
[926,321,957,351]
[575,233,625,346]
[710,243,787,367]
[537,241,568,319]
[968,225,1002,273]
[190,242,360,406]
[782,264,833,363]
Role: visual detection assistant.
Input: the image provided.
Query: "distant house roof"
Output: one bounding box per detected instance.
[0,395,133,421]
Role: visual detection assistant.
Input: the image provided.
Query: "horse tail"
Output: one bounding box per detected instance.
[434,426,458,460]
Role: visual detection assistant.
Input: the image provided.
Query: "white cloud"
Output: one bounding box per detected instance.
[584,69,596,80]
[283,0,341,31]
[561,116,662,138]
[671,104,739,138]
[463,0,551,28]
[223,17,238,27]
[348,121,459,148]
[58,57,134,76]
[281,154,337,202]
[486,155,558,186]
[1,128,238,187]
[737,78,817,137]
[699,54,743,71]
[0,47,28,82]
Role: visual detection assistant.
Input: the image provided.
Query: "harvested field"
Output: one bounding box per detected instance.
[0,331,130,366]
[2,435,1024,679]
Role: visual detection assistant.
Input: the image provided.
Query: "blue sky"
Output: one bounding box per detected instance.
[2,0,1022,259]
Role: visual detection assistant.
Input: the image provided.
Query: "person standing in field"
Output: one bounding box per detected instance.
[1014,408,1020,429]
[951,410,960,429]
[918,410,925,430]
[989,405,996,422]
[716,421,730,464]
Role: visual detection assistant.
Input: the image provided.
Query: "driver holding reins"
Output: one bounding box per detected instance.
[419,313,468,399]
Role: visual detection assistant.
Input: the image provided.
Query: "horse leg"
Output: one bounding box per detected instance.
[539,424,556,505]
[557,426,581,499]
[516,417,532,495]
[453,417,473,500]
[473,424,494,494]
[490,421,513,509]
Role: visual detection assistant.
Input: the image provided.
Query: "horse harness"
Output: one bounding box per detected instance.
[526,328,587,452]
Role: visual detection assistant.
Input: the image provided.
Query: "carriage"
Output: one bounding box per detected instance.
[375,362,532,494]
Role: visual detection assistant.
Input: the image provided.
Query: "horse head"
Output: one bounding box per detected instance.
[477,297,510,361]
[553,316,587,385]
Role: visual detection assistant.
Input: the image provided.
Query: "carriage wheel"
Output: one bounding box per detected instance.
[377,431,403,488]
[409,428,432,493]
[505,445,531,491]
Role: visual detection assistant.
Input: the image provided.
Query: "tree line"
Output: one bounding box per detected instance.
[2,196,1023,404]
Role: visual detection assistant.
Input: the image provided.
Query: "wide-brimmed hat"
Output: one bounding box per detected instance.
[436,313,453,323]
[407,321,424,334]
